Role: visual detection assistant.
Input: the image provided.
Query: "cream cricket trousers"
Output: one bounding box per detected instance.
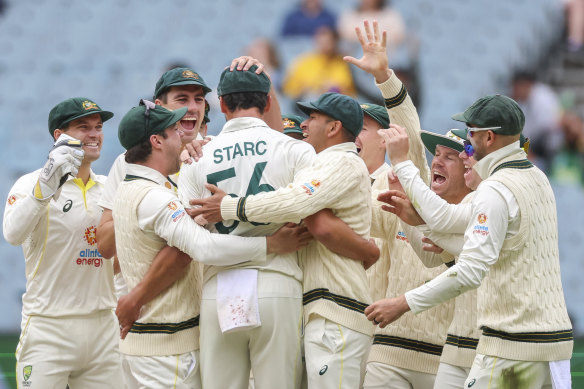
[464,354,567,389]
[304,316,371,389]
[15,311,123,388]
[121,351,200,389]
[433,362,470,389]
[200,271,303,389]
[362,361,436,389]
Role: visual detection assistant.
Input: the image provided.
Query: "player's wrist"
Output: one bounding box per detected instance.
[373,68,393,84]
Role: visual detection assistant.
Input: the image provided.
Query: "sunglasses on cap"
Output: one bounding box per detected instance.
[466,126,501,138]
[139,99,157,132]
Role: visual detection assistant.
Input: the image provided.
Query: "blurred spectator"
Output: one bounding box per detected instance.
[281,0,336,37]
[565,0,584,53]
[244,38,283,90]
[511,71,562,171]
[0,0,6,15]
[338,0,405,55]
[549,111,584,186]
[282,26,356,101]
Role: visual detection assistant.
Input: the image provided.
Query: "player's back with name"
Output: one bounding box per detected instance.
[179,118,316,239]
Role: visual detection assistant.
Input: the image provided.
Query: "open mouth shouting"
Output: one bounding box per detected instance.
[432,170,447,189]
[179,116,199,135]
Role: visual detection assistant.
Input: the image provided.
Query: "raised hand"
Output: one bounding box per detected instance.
[377,124,410,166]
[343,20,392,84]
[33,133,84,201]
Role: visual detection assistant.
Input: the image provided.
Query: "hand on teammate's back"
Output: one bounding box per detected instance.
[181,138,210,164]
[33,133,84,201]
[187,184,227,224]
[266,223,313,254]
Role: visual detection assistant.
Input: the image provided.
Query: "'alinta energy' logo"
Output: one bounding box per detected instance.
[83,226,97,246]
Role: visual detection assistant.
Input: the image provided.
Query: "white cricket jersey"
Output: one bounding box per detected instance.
[98,153,126,211]
[178,117,316,282]
[3,170,116,320]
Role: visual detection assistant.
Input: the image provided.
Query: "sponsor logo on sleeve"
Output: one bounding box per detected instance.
[7,195,16,205]
[300,180,321,196]
[473,213,489,236]
[168,201,185,222]
[395,231,409,242]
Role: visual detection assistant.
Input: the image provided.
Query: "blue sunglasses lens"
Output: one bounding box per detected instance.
[463,141,474,157]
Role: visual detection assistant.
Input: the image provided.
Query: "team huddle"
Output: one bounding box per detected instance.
[2,21,574,389]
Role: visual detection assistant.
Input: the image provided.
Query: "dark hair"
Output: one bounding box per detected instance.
[341,127,356,143]
[512,71,536,83]
[222,92,268,114]
[125,130,168,163]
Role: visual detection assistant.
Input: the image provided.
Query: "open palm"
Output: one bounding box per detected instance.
[344,20,390,79]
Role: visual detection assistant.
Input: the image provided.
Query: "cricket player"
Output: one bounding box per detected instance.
[368,95,574,389]
[3,97,123,388]
[380,129,480,389]
[188,85,376,388]
[113,101,311,388]
[343,21,457,388]
[282,114,306,140]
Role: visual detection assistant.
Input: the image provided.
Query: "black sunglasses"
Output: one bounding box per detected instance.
[139,99,156,132]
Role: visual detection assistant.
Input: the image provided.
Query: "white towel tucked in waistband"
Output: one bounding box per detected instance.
[216,269,261,334]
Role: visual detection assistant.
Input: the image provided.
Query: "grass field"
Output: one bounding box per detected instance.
[0,334,584,389]
[1,334,583,388]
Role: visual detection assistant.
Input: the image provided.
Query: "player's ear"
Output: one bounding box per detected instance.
[264,94,271,113]
[219,96,228,114]
[328,120,342,138]
[53,129,64,142]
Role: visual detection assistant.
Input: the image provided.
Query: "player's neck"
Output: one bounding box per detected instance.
[75,163,91,185]
[362,153,385,174]
[225,108,264,121]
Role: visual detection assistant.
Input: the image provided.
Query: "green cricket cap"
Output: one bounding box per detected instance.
[420,130,465,155]
[118,101,187,150]
[451,94,525,135]
[48,97,113,137]
[154,67,211,99]
[451,128,529,151]
[217,65,271,96]
[297,92,364,137]
[360,103,390,129]
[282,114,304,135]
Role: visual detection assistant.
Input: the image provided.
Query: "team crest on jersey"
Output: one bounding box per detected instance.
[82,100,98,110]
[477,213,487,224]
[301,180,321,196]
[83,226,97,246]
[167,201,178,211]
[182,70,199,80]
[395,231,409,242]
[7,195,16,205]
[22,365,32,386]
